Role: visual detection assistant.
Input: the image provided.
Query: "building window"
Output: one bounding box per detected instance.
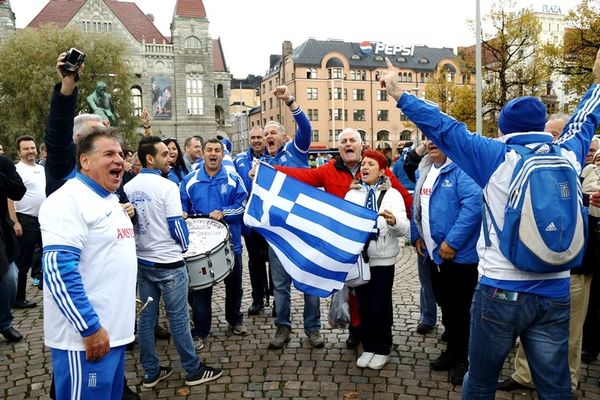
[400,130,412,140]
[184,36,202,49]
[307,68,317,79]
[186,77,204,115]
[130,86,142,116]
[400,111,409,121]
[376,90,387,101]
[329,129,343,141]
[269,98,273,109]
[307,88,318,100]
[353,89,365,101]
[262,100,266,109]
[329,108,346,121]
[377,131,390,141]
[216,84,224,99]
[358,130,367,143]
[329,88,343,100]
[307,109,319,121]
[312,129,320,141]
[377,110,389,121]
[408,72,412,83]
[350,70,365,80]
[262,84,266,94]
[353,109,365,121]
[269,81,272,91]
[328,67,343,79]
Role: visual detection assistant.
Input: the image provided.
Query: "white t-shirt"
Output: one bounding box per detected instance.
[124,170,185,263]
[14,161,46,216]
[39,176,137,351]
[420,160,451,259]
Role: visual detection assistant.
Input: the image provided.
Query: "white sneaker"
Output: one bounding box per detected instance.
[356,352,375,368]
[367,354,390,370]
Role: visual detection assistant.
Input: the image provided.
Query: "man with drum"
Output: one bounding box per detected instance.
[124,136,223,388]
[180,138,248,345]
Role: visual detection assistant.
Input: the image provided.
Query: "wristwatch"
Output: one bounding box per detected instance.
[286,97,295,107]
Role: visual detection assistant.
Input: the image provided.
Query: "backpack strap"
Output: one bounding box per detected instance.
[482,195,502,248]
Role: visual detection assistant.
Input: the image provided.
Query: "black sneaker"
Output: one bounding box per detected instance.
[142,366,172,388]
[248,302,265,316]
[185,363,223,386]
[430,350,457,371]
[449,360,468,385]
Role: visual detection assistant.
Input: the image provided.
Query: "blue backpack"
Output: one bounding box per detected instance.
[482,143,587,273]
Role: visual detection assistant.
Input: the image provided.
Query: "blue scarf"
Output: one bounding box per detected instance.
[362,177,384,211]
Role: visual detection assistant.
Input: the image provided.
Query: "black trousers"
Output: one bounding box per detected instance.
[582,273,600,355]
[243,230,271,304]
[429,257,478,361]
[15,213,42,301]
[355,265,395,355]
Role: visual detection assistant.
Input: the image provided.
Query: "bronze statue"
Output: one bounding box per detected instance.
[87,81,115,126]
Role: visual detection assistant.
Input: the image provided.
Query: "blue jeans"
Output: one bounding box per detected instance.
[269,247,321,335]
[417,254,437,327]
[137,265,200,378]
[463,284,571,400]
[0,262,17,330]
[190,253,243,338]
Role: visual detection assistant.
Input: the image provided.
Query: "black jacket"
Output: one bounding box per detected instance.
[0,156,26,278]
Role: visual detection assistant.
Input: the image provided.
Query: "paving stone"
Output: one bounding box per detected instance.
[2,244,599,399]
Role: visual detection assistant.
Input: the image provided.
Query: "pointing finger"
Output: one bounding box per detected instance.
[385,57,394,70]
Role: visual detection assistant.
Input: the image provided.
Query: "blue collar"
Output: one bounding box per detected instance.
[76,173,111,198]
[140,168,162,175]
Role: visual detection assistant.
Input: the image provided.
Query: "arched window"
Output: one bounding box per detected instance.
[377,130,390,141]
[215,106,224,125]
[400,130,412,140]
[357,129,367,143]
[407,73,412,83]
[216,84,224,98]
[130,86,142,116]
[184,36,202,49]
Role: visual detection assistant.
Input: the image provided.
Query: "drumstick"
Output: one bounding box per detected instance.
[136,296,154,319]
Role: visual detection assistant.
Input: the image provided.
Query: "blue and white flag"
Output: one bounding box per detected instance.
[244,162,378,297]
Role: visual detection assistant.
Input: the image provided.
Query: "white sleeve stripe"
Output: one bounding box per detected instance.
[175,220,188,249]
[223,206,245,216]
[44,251,88,332]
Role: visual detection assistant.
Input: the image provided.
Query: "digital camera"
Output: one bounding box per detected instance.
[62,48,85,73]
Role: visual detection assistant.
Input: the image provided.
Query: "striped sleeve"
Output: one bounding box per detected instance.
[222,174,248,220]
[167,216,190,252]
[42,245,101,337]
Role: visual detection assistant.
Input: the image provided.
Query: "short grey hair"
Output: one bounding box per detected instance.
[548,113,569,122]
[264,121,286,136]
[339,128,362,143]
[73,114,106,143]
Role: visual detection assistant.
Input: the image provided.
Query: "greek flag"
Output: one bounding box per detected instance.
[244,163,378,297]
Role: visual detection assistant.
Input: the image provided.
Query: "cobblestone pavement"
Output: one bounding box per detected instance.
[1,244,599,399]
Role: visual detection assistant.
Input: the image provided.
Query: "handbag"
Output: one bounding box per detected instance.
[345,190,387,288]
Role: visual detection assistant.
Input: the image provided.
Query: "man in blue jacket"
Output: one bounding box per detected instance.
[234,126,270,316]
[253,85,324,350]
[381,49,600,399]
[411,142,481,385]
[180,139,248,345]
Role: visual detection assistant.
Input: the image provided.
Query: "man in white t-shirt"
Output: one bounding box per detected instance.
[39,128,137,400]
[8,136,46,308]
[124,136,222,389]
[410,142,482,385]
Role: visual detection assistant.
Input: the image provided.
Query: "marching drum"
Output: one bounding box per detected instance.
[184,217,234,291]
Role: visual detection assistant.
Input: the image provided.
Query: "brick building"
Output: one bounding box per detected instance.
[0,0,231,141]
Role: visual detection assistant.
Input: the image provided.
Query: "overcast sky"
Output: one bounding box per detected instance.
[13,0,582,78]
